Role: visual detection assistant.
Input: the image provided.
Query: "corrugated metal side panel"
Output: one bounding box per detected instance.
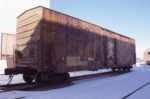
[42,7,135,73]
[56,12,68,71]
[116,35,136,66]
[130,39,136,65]
[45,9,105,72]
[67,16,80,56]
[42,9,58,71]
[65,18,105,71]
[43,9,69,71]
[16,7,43,68]
[105,30,116,66]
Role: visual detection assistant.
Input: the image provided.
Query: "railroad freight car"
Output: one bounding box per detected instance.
[5,6,136,83]
[144,49,150,65]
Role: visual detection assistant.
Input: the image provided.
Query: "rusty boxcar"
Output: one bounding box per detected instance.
[5,6,136,83]
[144,49,150,65]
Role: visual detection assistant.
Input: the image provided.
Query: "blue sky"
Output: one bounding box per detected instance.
[51,0,150,50]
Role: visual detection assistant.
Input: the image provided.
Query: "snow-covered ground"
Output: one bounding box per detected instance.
[0,60,7,74]
[0,64,150,99]
[69,69,111,77]
[0,74,24,85]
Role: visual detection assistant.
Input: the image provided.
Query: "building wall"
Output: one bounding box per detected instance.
[0,0,50,35]
[136,48,145,62]
[144,49,150,63]
[1,33,16,60]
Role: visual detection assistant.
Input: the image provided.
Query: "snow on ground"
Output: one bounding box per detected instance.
[0,64,150,99]
[0,68,111,85]
[0,60,25,85]
[69,69,111,77]
[0,74,24,85]
[0,60,7,74]
[128,84,150,99]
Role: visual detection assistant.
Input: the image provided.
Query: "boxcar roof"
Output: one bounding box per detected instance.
[17,6,135,40]
[1,33,15,35]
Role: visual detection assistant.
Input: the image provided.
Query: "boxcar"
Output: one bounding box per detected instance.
[5,6,136,83]
[144,49,150,65]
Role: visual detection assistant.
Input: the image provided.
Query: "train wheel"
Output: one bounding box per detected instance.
[35,73,43,83]
[118,68,123,72]
[123,68,127,72]
[49,73,70,83]
[48,74,62,83]
[112,68,117,72]
[62,73,70,81]
[127,68,131,71]
[123,67,131,72]
[23,74,34,84]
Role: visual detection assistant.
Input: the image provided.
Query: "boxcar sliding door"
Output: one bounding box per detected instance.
[106,34,116,67]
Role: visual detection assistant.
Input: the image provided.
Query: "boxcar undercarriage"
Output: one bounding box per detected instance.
[5,67,70,84]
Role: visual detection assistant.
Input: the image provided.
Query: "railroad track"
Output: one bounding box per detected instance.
[70,71,126,81]
[0,71,128,92]
[0,83,36,93]
[122,81,150,99]
[1,70,149,99]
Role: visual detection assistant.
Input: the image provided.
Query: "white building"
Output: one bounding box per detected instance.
[136,48,146,62]
[0,0,50,34]
[0,0,50,74]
